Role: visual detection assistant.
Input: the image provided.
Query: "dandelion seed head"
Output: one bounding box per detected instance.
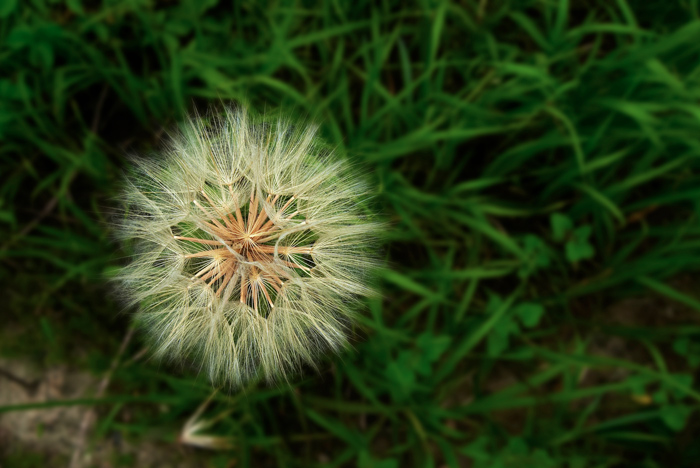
[112,105,382,386]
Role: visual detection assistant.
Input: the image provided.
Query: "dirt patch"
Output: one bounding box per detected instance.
[0,359,210,468]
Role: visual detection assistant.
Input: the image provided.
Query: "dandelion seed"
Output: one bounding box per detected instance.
[112,105,382,386]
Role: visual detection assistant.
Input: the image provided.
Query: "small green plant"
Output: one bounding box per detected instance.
[550,213,595,264]
[486,295,544,358]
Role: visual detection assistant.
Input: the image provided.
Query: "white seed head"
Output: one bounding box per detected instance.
[112,105,382,387]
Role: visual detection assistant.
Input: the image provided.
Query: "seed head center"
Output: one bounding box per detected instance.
[173,190,311,315]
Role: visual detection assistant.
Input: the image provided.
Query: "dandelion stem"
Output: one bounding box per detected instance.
[256,245,312,255]
[228,185,246,231]
[198,264,222,282]
[251,205,269,233]
[193,201,230,235]
[240,268,248,304]
[174,236,222,246]
[261,284,274,308]
[200,190,238,232]
[252,282,259,313]
[184,248,232,259]
[255,232,283,244]
[247,192,259,233]
[217,266,238,298]
[279,259,310,271]
[279,196,295,215]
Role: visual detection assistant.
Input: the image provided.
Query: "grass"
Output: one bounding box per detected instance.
[2,0,700,466]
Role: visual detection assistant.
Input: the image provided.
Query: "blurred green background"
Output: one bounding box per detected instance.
[2,0,700,466]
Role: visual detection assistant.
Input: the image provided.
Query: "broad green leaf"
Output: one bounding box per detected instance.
[565,225,595,262]
[660,405,691,431]
[550,213,573,242]
[515,302,545,328]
